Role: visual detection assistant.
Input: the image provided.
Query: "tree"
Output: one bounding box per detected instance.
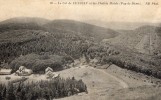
[7,83,16,100]
[2,87,6,100]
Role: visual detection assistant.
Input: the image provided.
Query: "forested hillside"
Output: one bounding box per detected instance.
[86,42,161,79]
[0,18,98,72]
[105,25,161,55]
[0,28,92,72]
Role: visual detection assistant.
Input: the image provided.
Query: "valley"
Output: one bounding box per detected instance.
[0,17,161,100]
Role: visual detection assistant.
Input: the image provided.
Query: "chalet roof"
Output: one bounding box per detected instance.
[45,67,53,73]
[19,66,25,71]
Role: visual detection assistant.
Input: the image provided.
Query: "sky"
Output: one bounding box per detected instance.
[0,0,161,22]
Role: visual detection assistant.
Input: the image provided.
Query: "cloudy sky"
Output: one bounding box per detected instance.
[0,0,161,22]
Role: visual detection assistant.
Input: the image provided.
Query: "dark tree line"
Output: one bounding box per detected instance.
[0,77,87,100]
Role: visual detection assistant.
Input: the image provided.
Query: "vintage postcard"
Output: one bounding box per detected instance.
[0,0,161,100]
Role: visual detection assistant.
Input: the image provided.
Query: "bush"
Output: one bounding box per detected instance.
[5,77,11,80]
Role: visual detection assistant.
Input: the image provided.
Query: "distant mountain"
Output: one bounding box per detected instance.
[0,18,119,42]
[103,25,161,55]
[0,23,47,33]
[0,17,50,25]
[0,17,51,33]
[44,20,119,42]
[86,20,160,30]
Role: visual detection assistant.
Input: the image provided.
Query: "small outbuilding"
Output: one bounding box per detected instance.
[46,71,54,79]
[45,67,59,79]
[0,68,12,75]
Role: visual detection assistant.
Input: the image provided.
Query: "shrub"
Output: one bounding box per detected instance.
[5,77,11,80]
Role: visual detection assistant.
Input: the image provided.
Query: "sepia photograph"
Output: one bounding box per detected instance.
[0,0,161,100]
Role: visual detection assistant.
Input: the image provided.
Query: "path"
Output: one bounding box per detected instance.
[90,67,129,88]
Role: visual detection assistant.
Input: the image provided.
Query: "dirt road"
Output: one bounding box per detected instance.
[91,67,129,88]
[56,65,131,100]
